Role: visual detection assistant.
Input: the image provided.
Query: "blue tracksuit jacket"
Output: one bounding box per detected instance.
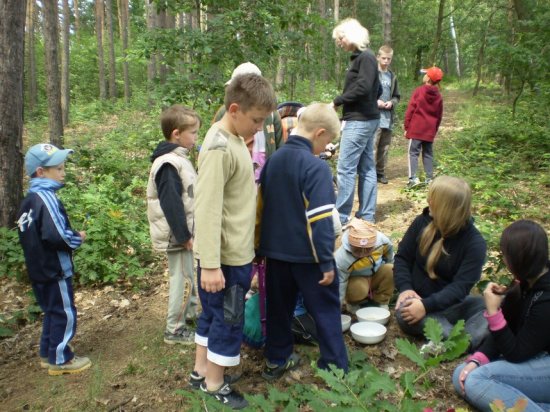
[17,178,82,283]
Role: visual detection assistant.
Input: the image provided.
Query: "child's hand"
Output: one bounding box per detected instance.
[395,289,420,310]
[483,282,505,315]
[399,298,426,324]
[201,268,225,292]
[319,270,334,286]
[183,238,193,251]
[78,231,86,242]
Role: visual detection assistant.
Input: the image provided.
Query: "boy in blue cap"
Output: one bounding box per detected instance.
[17,143,91,375]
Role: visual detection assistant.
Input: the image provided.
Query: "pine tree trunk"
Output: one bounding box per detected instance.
[43,0,64,146]
[429,0,445,66]
[105,0,117,99]
[61,0,70,126]
[449,13,460,77]
[74,0,80,35]
[118,0,130,102]
[0,0,26,227]
[96,0,107,100]
[26,0,37,112]
[382,0,392,46]
[147,0,158,86]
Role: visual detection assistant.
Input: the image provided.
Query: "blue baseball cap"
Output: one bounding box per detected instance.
[25,143,74,176]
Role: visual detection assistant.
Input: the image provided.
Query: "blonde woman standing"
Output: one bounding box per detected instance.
[331,18,380,224]
[394,176,488,350]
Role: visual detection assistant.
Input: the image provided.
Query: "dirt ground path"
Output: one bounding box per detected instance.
[0,90,471,411]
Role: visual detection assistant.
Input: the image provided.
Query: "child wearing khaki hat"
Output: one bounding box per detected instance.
[335,218,394,313]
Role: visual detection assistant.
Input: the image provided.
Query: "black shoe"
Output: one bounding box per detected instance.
[262,353,301,381]
[200,381,248,410]
[377,175,388,184]
[189,370,241,389]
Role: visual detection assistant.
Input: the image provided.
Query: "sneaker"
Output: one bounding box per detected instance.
[200,381,248,410]
[262,353,301,381]
[345,303,360,315]
[377,175,389,184]
[189,371,242,390]
[48,355,92,376]
[425,178,433,185]
[407,177,421,188]
[40,357,49,369]
[164,328,195,345]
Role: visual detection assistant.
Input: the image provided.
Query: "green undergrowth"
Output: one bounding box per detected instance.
[179,318,470,411]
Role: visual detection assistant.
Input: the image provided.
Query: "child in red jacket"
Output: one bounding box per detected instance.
[404,67,443,187]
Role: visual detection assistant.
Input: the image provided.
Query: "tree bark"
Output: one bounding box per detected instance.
[382,0,391,46]
[61,0,70,126]
[26,0,37,112]
[118,0,130,102]
[42,0,64,146]
[334,0,341,90]
[0,0,27,227]
[449,12,460,77]
[429,0,445,66]
[96,0,107,100]
[147,0,158,86]
[73,0,80,35]
[105,0,117,99]
[473,10,495,96]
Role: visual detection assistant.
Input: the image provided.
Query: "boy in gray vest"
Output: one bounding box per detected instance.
[374,45,400,184]
[147,105,201,344]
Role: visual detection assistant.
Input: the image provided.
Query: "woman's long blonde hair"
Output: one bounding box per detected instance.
[420,176,472,279]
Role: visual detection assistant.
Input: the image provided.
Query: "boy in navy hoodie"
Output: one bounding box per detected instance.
[17,143,91,375]
[256,103,349,381]
[404,66,444,187]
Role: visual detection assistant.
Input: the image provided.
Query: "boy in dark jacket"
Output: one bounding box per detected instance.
[17,144,91,375]
[404,66,444,187]
[256,103,349,381]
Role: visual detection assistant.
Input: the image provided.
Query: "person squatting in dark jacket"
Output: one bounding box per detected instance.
[17,143,92,376]
[404,66,444,187]
[256,103,349,381]
[394,176,489,351]
[453,220,550,412]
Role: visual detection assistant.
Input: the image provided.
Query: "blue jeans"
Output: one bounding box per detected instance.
[336,119,379,223]
[453,354,550,412]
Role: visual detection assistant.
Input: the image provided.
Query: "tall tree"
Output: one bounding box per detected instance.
[382,0,391,45]
[146,0,158,87]
[26,0,37,112]
[105,0,117,99]
[118,0,130,103]
[429,0,446,65]
[0,0,26,227]
[42,0,64,145]
[61,0,70,125]
[96,0,107,100]
[73,0,80,35]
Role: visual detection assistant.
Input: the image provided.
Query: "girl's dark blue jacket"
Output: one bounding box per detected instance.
[394,207,487,313]
[255,136,336,273]
[17,178,82,283]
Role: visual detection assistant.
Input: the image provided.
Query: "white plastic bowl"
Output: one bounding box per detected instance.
[341,314,351,332]
[355,307,391,325]
[350,321,387,344]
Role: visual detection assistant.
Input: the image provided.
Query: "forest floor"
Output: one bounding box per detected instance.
[0,90,473,411]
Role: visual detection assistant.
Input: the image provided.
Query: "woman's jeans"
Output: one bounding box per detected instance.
[336,119,379,223]
[453,354,550,412]
[395,296,489,351]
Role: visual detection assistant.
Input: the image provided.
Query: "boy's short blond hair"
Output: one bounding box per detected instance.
[298,103,341,140]
[160,105,201,139]
[224,73,277,113]
[378,45,394,56]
